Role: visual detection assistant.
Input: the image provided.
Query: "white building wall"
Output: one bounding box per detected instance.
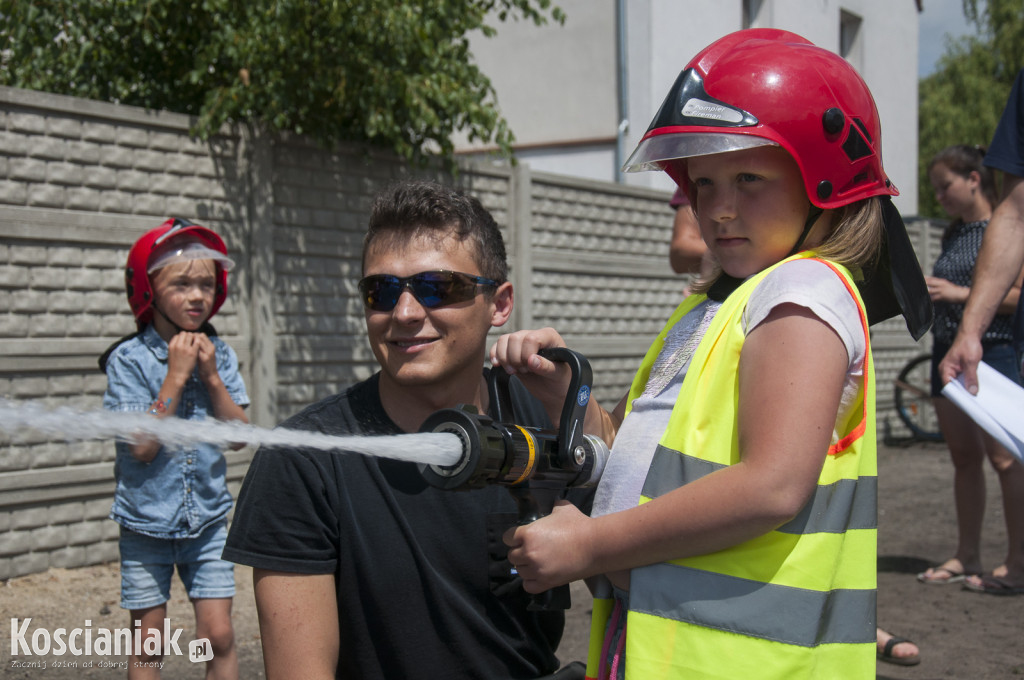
[459,0,920,214]
[461,0,618,160]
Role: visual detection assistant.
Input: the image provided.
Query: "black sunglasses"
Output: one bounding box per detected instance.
[358,270,500,312]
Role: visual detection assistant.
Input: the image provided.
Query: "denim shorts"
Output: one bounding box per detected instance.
[930,341,1021,397]
[118,520,235,610]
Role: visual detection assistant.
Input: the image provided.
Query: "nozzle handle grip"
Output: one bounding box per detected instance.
[487,369,516,425]
[529,584,572,611]
[537,347,592,471]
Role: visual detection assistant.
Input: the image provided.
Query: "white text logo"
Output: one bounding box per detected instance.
[9,618,199,659]
[682,98,744,123]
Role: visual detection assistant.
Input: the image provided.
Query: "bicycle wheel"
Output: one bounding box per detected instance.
[893,353,944,442]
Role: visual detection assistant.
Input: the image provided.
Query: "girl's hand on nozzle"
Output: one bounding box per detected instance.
[503,500,594,593]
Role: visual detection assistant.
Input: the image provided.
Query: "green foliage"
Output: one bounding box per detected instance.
[918,0,1022,217]
[0,0,564,162]
[964,0,1024,80]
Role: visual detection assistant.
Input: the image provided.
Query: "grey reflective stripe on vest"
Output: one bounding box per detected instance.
[778,473,877,533]
[630,562,877,646]
[642,445,878,533]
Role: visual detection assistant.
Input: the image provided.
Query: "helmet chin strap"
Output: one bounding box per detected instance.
[153,304,186,336]
[786,204,825,258]
[708,203,826,302]
[153,304,217,337]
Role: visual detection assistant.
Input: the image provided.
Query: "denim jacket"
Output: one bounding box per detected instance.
[103,324,249,538]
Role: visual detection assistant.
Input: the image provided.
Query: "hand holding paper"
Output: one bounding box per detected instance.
[941,361,1024,462]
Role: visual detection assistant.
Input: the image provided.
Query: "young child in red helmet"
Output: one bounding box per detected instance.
[101,217,248,679]
[491,29,931,679]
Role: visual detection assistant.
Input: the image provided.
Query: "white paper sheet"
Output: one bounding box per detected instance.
[941,361,1024,462]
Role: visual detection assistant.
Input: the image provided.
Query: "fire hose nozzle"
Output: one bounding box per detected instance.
[417,412,609,492]
[416,348,604,611]
[418,347,607,493]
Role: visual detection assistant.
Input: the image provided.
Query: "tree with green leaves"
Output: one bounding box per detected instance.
[918,0,1024,217]
[0,0,564,162]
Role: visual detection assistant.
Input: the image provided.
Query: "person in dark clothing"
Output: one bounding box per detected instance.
[939,70,1024,596]
[224,181,590,679]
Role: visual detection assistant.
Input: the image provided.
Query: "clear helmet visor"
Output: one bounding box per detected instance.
[622,132,778,174]
[147,239,235,274]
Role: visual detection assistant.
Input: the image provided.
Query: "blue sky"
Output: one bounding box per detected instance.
[919,1,975,77]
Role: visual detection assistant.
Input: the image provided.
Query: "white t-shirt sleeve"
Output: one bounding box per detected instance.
[743,259,865,369]
[742,259,867,438]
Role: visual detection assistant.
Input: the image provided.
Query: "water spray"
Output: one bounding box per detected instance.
[0,399,462,467]
[417,347,610,610]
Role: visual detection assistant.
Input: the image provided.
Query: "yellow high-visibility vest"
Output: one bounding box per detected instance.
[586,254,876,680]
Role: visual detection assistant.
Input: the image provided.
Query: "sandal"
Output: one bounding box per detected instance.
[962,574,1024,596]
[916,563,967,585]
[877,636,921,666]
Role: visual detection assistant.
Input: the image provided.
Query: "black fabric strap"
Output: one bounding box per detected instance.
[707,274,745,302]
[787,205,825,259]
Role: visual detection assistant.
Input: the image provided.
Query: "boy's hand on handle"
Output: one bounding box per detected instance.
[490,328,573,416]
[939,331,982,395]
[504,501,593,594]
[490,327,568,376]
[492,327,625,447]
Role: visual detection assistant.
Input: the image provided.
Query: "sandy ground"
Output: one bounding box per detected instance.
[2,442,1022,678]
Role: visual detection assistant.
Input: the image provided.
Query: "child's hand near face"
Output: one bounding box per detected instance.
[194,333,220,384]
[190,331,249,428]
[166,332,201,384]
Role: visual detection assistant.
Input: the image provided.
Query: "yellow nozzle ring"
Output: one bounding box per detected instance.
[509,424,537,485]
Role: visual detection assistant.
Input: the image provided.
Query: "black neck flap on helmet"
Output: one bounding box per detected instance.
[861,197,933,340]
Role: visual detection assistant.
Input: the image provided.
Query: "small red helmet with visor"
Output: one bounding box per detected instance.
[125,217,232,326]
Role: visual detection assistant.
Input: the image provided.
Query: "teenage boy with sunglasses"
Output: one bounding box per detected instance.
[224,181,587,680]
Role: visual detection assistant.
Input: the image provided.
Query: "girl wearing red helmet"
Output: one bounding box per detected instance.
[492,29,931,679]
[101,218,248,679]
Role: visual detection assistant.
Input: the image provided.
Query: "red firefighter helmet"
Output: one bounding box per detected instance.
[125,218,232,326]
[623,28,898,208]
[624,28,932,340]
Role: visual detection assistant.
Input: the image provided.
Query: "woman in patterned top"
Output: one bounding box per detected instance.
[918,144,1024,595]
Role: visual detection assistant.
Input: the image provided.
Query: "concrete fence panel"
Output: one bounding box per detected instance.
[0,86,939,579]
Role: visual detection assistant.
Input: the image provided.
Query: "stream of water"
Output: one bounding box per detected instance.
[0,398,463,466]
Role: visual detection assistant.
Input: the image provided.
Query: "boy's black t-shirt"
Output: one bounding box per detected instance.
[224,370,586,679]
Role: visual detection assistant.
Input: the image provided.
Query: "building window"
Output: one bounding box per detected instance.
[840,9,863,68]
